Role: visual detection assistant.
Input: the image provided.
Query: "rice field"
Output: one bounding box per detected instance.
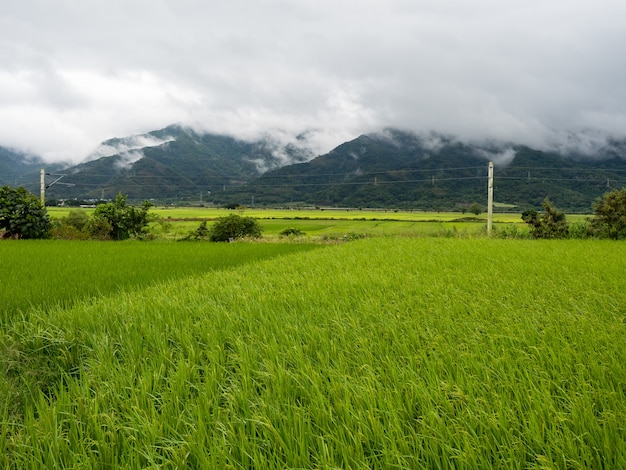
[1,238,624,468]
[47,206,593,240]
[0,240,321,324]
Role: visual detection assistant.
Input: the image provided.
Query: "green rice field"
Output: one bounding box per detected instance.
[49,206,539,240]
[1,238,625,468]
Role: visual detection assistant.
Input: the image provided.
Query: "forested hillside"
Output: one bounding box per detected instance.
[3,127,626,211]
[229,130,626,211]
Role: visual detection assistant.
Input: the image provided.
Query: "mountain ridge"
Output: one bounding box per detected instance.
[2,126,626,211]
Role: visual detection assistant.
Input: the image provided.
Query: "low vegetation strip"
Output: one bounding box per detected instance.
[1,238,625,468]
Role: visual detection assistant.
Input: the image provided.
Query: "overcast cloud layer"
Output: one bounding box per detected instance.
[1,0,625,163]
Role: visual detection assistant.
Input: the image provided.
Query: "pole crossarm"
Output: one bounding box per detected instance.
[40,169,76,206]
[45,173,75,188]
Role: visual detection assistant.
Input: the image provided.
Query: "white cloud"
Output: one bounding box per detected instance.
[1,0,625,163]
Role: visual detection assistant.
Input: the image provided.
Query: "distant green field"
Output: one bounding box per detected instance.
[1,238,624,468]
[47,206,528,222]
[155,217,507,240]
[48,206,542,240]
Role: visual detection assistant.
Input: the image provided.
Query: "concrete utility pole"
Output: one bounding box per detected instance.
[40,169,73,207]
[487,161,494,236]
[40,168,46,205]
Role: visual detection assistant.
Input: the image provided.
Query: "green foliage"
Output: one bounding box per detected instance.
[493,223,529,239]
[180,220,211,241]
[90,193,153,240]
[209,214,263,242]
[84,216,113,240]
[469,202,482,216]
[0,186,50,239]
[279,227,306,237]
[50,223,91,240]
[591,187,626,239]
[568,220,595,239]
[521,197,569,239]
[64,209,90,231]
[50,209,91,240]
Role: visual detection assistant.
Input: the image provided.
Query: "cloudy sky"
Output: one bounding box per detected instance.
[1,0,625,163]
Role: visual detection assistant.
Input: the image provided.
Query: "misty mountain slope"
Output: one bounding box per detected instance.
[239,131,494,207]
[4,126,626,210]
[0,147,35,186]
[45,125,313,200]
[0,146,65,191]
[235,130,626,210]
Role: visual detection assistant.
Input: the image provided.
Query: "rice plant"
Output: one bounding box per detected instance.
[1,239,624,468]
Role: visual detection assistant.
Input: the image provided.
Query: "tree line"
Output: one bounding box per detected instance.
[521,188,626,239]
[0,186,263,242]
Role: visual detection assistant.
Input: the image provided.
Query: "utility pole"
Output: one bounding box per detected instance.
[40,170,73,207]
[487,161,494,236]
[40,168,46,205]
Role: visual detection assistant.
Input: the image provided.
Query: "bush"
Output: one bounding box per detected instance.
[493,224,529,239]
[50,223,91,240]
[209,214,262,242]
[0,186,50,239]
[469,202,483,216]
[591,188,626,239]
[181,221,211,241]
[90,193,152,240]
[50,209,91,240]
[521,198,568,239]
[65,209,90,231]
[279,227,305,237]
[85,217,113,241]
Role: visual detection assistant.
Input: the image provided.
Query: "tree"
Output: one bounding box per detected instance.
[209,214,262,242]
[521,197,568,239]
[0,186,50,239]
[591,188,626,239]
[469,202,482,216]
[89,193,152,240]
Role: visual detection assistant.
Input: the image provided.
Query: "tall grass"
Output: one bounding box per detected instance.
[1,239,625,468]
[0,240,321,324]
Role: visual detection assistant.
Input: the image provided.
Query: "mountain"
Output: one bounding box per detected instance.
[229,129,626,211]
[4,126,626,211]
[44,125,314,201]
[0,147,65,193]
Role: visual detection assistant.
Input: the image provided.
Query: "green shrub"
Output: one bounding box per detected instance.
[521,198,569,239]
[591,188,626,239]
[279,227,305,237]
[0,186,50,239]
[568,220,594,239]
[85,216,113,240]
[65,209,90,231]
[469,202,482,216]
[209,214,262,242]
[91,193,152,240]
[50,223,91,240]
[181,221,211,241]
[493,224,529,239]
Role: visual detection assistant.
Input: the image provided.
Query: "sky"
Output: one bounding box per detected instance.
[1,0,625,163]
